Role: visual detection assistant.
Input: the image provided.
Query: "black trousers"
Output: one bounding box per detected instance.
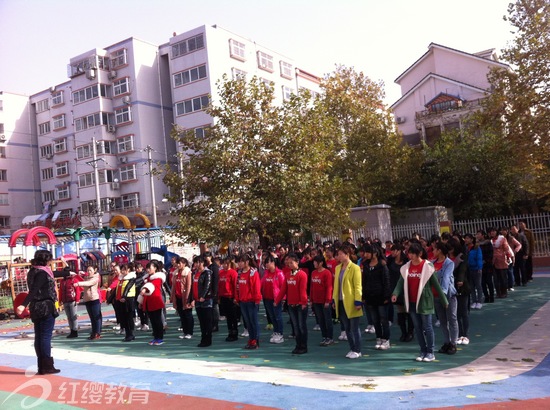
[148,309,164,340]
[196,306,213,343]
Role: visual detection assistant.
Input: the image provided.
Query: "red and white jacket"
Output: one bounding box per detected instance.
[137,272,166,312]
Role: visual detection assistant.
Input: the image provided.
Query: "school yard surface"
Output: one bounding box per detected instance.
[1,269,549,410]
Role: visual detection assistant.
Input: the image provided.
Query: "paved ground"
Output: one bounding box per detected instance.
[1,269,549,409]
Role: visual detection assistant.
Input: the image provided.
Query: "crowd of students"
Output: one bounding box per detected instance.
[58,219,535,362]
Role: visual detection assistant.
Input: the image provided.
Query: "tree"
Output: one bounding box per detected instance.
[163,75,352,246]
[484,0,550,209]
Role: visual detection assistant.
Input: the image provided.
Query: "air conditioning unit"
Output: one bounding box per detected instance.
[85,68,96,80]
[107,125,116,133]
[111,182,120,190]
[49,86,56,93]
[0,135,6,142]
[108,70,117,79]
[119,156,128,164]
[45,153,53,160]
[50,200,57,206]
[396,116,406,124]
[122,96,131,105]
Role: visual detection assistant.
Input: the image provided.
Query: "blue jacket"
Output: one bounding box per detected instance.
[434,258,456,298]
[467,245,483,272]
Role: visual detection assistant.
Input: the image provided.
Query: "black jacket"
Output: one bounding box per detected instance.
[362,261,391,306]
[194,268,213,300]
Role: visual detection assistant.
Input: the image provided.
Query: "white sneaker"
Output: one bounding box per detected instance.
[338,331,348,341]
[470,303,477,309]
[219,316,226,321]
[178,335,185,339]
[365,325,375,334]
[434,320,441,327]
[379,339,390,350]
[117,329,125,335]
[269,333,276,343]
[456,337,463,345]
[273,333,284,344]
[140,324,149,331]
[112,325,121,330]
[476,303,483,309]
[313,324,321,331]
[184,334,192,339]
[348,351,362,359]
[241,329,249,337]
[416,353,425,362]
[178,327,183,331]
[345,350,354,358]
[461,337,470,345]
[375,338,382,349]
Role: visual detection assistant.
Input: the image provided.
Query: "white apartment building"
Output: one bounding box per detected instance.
[0,92,42,234]
[5,25,321,233]
[391,43,509,145]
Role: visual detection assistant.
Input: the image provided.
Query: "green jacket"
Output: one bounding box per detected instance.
[392,260,448,315]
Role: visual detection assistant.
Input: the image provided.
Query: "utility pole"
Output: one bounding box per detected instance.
[87,137,103,229]
[145,145,158,227]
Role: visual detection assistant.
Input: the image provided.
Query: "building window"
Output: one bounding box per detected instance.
[72,84,109,104]
[0,193,8,205]
[175,95,209,116]
[51,91,64,106]
[117,135,134,153]
[173,64,207,87]
[42,168,54,180]
[38,122,51,135]
[257,51,274,72]
[0,216,9,228]
[56,162,69,177]
[96,140,112,155]
[57,185,70,200]
[121,193,139,209]
[113,78,130,96]
[78,173,95,188]
[0,170,6,181]
[53,138,67,153]
[53,115,66,130]
[110,48,127,69]
[36,99,49,113]
[115,107,132,124]
[280,61,293,79]
[172,34,205,58]
[282,86,294,101]
[120,164,136,181]
[77,144,92,159]
[0,147,5,159]
[43,191,55,202]
[229,39,246,61]
[40,145,53,158]
[75,112,106,131]
[231,68,247,80]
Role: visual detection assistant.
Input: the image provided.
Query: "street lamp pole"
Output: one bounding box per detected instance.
[145,145,158,227]
[87,137,103,229]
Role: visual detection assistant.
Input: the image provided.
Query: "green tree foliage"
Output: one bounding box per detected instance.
[402,128,520,219]
[484,0,550,208]
[163,75,352,246]
[319,66,414,207]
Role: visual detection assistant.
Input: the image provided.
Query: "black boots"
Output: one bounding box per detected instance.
[225,330,238,342]
[38,357,61,375]
[66,330,78,338]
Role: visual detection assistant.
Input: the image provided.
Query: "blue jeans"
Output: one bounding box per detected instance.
[264,299,283,335]
[338,302,361,353]
[409,302,434,355]
[288,305,308,349]
[240,302,259,342]
[34,314,56,359]
[312,303,333,340]
[434,296,458,344]
[85,299,102,335]
[366,304,390,340]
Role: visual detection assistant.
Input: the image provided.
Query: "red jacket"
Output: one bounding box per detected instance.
[261,268,285,301]
[59,275,83,303]
[140,272,166,312]
[218,268,238,298]
[275,269,308,306]
[310,268,333,304]
[236,268,261,304]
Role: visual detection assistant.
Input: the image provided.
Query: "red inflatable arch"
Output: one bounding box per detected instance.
[24,227,57,246]
[8,229,40,248]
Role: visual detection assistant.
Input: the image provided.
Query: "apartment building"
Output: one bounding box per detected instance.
[7,24,321,233]
[0,92,42,234]
[391,43,509,145]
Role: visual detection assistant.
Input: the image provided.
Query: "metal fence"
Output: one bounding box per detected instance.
[451,213,550,257]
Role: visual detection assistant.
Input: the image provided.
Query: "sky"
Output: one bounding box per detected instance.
[0,0,516,105]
